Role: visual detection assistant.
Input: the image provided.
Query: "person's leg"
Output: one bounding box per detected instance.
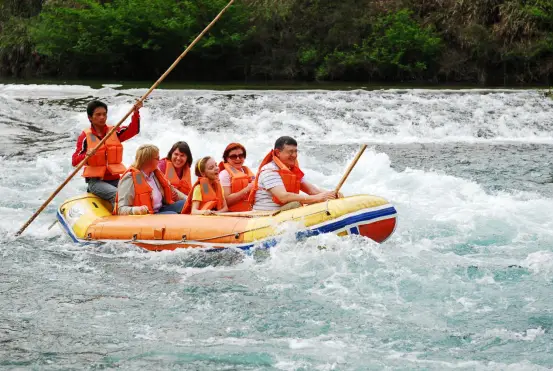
[87,178,119,204]
[157,199,186,214]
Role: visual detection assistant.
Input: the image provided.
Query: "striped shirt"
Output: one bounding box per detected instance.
[252,162,304,211]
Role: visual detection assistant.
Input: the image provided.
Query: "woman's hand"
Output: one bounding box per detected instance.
[134,206,149,215]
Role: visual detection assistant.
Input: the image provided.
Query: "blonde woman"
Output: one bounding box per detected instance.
[114,144,185,215]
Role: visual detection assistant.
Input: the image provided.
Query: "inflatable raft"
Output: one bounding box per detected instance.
[57,194,397,251]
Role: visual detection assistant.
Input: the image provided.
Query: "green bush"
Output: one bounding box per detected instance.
[317,9,442,81]
[30,0,250,77]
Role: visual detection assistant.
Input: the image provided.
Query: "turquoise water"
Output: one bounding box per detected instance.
[0,86,552,370]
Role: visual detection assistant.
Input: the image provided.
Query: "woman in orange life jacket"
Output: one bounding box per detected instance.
[158,141,192,200]
[114,144,185,215]
[218,143,255,212]
[181,156,228,215]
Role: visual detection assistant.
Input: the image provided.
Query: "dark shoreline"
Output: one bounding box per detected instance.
[0,78,551,91]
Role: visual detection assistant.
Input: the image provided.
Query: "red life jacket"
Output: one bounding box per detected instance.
[218,162,254,212]
[248,150,304,206]
[113,167,173,214]
[161,158,192,195]
[181,177,224,214]
[82,125,126,179]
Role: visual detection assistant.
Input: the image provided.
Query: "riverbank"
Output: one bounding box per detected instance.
[0,78,552,91]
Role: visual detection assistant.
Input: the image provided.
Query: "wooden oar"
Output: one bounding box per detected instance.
[334,144,367,196]
[15,0,235,237]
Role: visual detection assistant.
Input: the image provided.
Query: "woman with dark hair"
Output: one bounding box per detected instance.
[158,141,193,199]
[218,143,255,212]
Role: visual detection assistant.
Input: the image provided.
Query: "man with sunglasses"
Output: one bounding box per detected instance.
[249,136,337,211]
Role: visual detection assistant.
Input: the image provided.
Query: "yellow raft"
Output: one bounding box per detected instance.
[57,194,397,251]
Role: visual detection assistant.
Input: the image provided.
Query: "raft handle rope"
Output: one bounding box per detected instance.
[180,209,333,243]
[47,220,58,231]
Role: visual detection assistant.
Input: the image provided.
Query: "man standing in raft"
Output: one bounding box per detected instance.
[72,100,142,204]
[249,136,338,211]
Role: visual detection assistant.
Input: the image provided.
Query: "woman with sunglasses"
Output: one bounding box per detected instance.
[218,143,255,212]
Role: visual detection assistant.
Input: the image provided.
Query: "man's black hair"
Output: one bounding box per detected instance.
[274,136,297,150]
[87,100,108,117]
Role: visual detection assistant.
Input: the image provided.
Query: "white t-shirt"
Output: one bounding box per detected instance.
[218,169,232,187]
[218,167,252,187]
[252,162,304,211]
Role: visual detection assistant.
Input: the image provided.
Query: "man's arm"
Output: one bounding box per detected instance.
[71,131,87,167]
[116,109,140,143]
[269,185,335,205]
[301,180,343,198]
[300,180,323,195]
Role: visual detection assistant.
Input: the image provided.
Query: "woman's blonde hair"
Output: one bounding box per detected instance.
[195,156,212,177]
[132,144,159,170]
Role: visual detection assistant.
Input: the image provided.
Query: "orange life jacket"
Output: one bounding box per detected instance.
[113,167,173,215]
[161,158,192,195]
[181,177,224,214]
[248,150,304,206]
[82,125,126,179]
[218,162,254,212]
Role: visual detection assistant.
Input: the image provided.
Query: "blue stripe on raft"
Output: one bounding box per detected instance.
[244,206,397,251]
[57,211,79,243]
[295,206,396,240]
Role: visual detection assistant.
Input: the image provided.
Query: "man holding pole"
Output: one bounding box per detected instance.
[16,0,239,236]
[72,100,143,204]
[248,136,339,211]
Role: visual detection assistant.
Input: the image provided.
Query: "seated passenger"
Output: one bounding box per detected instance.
[158,141,192,200]
[181,157,228,215]
[249,136,337,211]
[114,144,185,215]
[218,143,255,212]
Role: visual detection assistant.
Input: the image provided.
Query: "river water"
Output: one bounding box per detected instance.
[0,85,552,370]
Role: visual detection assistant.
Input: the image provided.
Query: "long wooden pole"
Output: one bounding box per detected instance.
[334,144,367,195]
[16,0,235,236]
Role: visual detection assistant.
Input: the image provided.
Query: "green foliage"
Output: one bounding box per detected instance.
[316,9,442,80]
[29,0,251,77]
[0,0,551,84]
[368,9,442,77]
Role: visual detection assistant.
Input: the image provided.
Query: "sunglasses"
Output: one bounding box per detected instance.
[228,153,245,160]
